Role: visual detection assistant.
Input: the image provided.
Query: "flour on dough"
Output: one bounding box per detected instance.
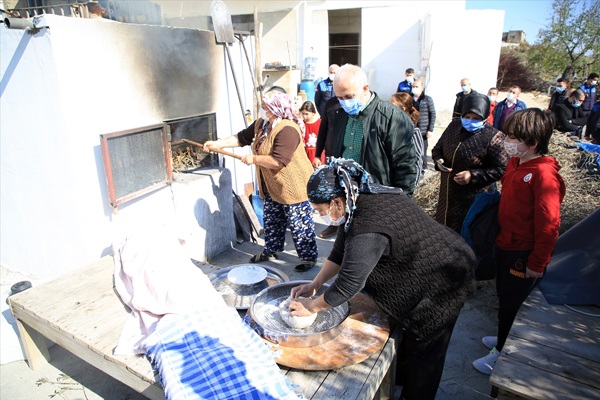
[279,297,317,329]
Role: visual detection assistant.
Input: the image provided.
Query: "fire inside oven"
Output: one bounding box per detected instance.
[168,113,219,172]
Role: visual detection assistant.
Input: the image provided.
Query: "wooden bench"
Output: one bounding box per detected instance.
[8,255,399,400]
[490,288,600,400]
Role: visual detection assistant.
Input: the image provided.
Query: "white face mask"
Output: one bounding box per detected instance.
[321,201,347,226]
[329,74,336,81]
[507,92,516,102]
[590,80,598,86]
[503,140,527,158]
[406,76,415,84]
[412,88,422,96]
[259,108,268,120]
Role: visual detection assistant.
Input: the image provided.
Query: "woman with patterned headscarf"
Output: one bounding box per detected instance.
[289,158,477,400]
[203,87,317,271]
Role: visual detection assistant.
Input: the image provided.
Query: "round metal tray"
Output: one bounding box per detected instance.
[208,264,288,310]
[250,280,350,347]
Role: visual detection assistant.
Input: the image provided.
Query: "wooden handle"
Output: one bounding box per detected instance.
[174,138,243,160]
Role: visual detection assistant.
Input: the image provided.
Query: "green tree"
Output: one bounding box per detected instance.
[532,0,600,82]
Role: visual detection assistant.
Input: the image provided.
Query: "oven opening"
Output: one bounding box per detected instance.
[168,113,219,173]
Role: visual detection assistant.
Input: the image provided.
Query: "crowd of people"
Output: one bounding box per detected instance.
[202,63,592,399]
[547,72,599,142]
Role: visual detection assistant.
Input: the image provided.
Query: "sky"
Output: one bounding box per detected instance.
[465,0,555,43]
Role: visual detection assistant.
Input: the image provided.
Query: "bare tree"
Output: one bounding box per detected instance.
[535,0,600,81]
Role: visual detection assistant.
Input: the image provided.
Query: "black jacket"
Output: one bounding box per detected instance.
[453,90,477,119]
[554,102,587,132]
[330,92,419,195]
[315,97,342,159]
[414,93,436,135]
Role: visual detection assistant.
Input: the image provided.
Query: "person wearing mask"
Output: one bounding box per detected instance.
[548,78,570,112]
[289,158,477,400]
[579,72,598,117]
[486,88,499,126]
[554,88,588,136]
[473,109,565,376]
[329,64,419,195]
[412,79,437,172]
[493,86,527,131]
[203,87,318,272]
[452,78,477,120]
[432,93,508,233]
[397,68,415,94]
[314,64,339,117]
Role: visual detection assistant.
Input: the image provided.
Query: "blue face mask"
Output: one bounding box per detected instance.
[461,118,485,132]
[339,97,362,116]
[461,85,470,93]
[572,101,581,108]
[555,86,566,93]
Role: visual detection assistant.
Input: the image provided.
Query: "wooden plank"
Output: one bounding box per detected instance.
[15,319,51,369]
[285,331,397,400]
[509,290,600,363]
[498,336,600,390]
[491,356,600,400]
[286,369,331,399]
[15,317,164,399]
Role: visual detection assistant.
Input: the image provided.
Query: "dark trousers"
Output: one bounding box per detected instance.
[395,314,459,400]
[495,247,540,351]
[422,137,429,170]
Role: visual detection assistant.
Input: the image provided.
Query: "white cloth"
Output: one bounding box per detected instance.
[112,224,225,355]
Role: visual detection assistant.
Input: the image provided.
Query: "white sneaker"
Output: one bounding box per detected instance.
[473,348,500,375]
[482,336,498,349]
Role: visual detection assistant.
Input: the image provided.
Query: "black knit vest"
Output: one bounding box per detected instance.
[348,193,476,341]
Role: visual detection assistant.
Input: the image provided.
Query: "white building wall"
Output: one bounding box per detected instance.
[361,4,422,101]
[425,9,505,113]
[0,15,243,280]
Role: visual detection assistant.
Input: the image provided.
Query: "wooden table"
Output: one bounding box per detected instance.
[8,255,399,400]
[490,288,600,400]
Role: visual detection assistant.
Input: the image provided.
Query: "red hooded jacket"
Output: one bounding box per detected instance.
[496,156,566,273]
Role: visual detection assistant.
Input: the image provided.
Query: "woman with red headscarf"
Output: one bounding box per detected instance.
[203,87,318,272]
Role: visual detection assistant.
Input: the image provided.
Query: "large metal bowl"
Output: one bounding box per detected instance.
[250,280,350,347]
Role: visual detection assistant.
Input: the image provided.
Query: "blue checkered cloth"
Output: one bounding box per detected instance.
[143,308,301,400]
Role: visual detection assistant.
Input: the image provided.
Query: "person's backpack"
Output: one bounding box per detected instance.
[462,191,501,280]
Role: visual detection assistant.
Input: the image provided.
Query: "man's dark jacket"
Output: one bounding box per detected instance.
[330,92,419,195]
[554,102,587,132]
[415,94,436,136]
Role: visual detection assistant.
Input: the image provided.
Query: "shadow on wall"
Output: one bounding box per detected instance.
[193,168,235,260]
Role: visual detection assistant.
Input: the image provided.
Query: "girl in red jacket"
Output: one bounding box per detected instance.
[473,108,566,375]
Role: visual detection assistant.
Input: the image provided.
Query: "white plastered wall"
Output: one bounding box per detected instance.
[0,15,246,279]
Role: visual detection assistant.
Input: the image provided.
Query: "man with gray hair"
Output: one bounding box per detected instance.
[330,64,419,195]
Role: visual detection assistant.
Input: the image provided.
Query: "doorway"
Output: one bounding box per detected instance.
[328,9,361,66]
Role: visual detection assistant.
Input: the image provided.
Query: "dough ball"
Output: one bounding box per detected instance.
[279,297,317,329]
